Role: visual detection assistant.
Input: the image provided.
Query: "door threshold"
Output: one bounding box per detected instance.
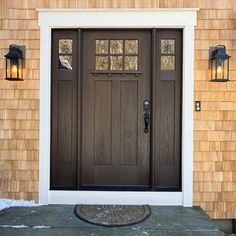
[48,191,183,205]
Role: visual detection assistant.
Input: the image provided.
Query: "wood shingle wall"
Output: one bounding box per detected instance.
[0,0,236,219]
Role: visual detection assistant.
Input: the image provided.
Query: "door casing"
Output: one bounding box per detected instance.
[38,8,197,206]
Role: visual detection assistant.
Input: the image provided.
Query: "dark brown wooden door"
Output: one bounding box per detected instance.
[81,30,151,189]
[51,29,182,191]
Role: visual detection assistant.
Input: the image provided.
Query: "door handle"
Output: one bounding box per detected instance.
[143,100,150,133]
[144,113,150,133]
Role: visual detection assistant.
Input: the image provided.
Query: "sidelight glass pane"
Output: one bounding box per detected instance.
[125,56,138,71]
[96,56,109,70]
[96,40,109,54]
[110,40,123,54]
[110,56,123,70]
[125,40,138,54]
[59,39,73,54]
[59,55,73,70]
[161,56,175,70]
[161,39,175,54]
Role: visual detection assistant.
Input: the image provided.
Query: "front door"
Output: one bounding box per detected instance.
[51,29,182,191]
[81,30,151,189]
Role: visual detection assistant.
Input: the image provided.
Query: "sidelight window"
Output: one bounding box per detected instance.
[160,39,175,70]
[58,39,73,70]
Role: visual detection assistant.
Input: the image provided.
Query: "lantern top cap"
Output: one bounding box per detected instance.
[4,44,24,59]
[211,45,230,60]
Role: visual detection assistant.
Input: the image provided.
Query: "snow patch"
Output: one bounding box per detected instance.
[33,225,51,229]
[0,225,28,228]
[132,226,142,230]
[0,198,39,211]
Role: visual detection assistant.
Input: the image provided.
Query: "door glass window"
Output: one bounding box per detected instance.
[125,40,138,54]
[161,39,175,54]
[110,40,123,54]
[110,56,123,70]
[96,40,109,54]
[125,56,138,70]
[58,39,73,70]
[161,56,175,70]
[95,39,139,72]
[96,56,109,70]
[160,39,175,71]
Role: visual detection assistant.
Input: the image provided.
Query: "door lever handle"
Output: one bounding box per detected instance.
[144,113,150,133]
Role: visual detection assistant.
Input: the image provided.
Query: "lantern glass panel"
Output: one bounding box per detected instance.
[216,59,224,79]
[212,59,218,81]
[223,59,229,80]
[6,58,11,79]
[11,59,18,79]
[18,58,23,79]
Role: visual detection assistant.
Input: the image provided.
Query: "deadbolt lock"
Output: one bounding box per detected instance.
[143,100,150,112]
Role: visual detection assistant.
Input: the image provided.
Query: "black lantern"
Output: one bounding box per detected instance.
[4,45,24,81]
[210,45,230,82]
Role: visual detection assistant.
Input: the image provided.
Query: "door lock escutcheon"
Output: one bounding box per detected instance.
[143,100,151,133]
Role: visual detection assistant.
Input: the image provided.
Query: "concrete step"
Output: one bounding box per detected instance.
[0,205,226,236]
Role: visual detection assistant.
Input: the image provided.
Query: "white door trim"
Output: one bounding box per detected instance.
[37,8,198,206]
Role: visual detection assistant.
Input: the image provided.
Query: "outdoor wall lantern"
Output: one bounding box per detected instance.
[210,45,230,82]
[4,44,25,81]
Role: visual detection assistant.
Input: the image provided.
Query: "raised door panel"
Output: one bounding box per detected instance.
[94,81,112,165]
[120,81,138,166]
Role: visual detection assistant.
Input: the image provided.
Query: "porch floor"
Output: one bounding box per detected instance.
[0,205,226,235]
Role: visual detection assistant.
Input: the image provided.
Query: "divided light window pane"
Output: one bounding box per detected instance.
[58,39,73,70]
[95,39,139,71]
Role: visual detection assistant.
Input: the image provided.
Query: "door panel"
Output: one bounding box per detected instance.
[81,30,151,189]
[154,30,182,190]
[51,30,78,189]
[160,81,175,166]
[120,81,138,166]
[57,81,73,165]
[94,81,112,165]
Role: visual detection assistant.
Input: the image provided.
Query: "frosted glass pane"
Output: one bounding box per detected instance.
[96,40,109,54]
[125,56,138,71]
[110,40,123,54]
[161,39,175,54]
[125,40,138,54]
[96,56,109,70]
[59,39,72,54]
[110,56,123,70]
[161,56,175,70]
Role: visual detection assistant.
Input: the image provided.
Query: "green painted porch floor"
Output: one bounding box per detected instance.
[0,205,226,236]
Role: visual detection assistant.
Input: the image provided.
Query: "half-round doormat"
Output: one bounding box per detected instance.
[74,204,150,227]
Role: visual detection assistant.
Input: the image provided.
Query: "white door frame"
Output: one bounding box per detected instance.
[37,8,198,206]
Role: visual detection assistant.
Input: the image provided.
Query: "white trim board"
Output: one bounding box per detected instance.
[49,191,182,205]
[38,8,198,207]
[38,8,198,28]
